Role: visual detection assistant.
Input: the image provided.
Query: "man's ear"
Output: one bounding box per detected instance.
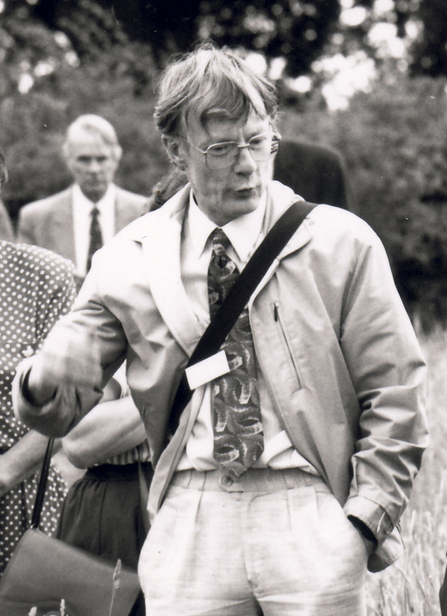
[162,135,186,171]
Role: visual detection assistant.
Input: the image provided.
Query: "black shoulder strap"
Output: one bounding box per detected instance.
[31,437,54,529]
[167,199,317,434]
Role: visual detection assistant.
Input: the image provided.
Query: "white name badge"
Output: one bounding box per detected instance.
[185,350,231,390]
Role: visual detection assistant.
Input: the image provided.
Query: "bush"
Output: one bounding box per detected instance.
[279,73,447,330]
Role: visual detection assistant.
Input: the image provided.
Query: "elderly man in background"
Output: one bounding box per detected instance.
[13,44,427,615]
[17,114,146,290]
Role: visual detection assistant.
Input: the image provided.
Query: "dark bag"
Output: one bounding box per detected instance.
[0,439,142,616]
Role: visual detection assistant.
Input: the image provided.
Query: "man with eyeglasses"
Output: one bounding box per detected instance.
[13,44,427,615]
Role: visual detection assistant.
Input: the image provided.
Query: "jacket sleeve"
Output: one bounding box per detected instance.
[0,200,14,241]
[340,230,428,546]
[17,206,36,245]
[12,260,128,437]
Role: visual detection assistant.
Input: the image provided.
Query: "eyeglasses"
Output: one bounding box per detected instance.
[185,132,281,170]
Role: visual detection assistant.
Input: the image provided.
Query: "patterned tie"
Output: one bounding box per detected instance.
[208,228,264,476]
[86,206,103,272]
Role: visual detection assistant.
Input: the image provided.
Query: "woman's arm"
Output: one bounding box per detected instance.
[0,431,62,498]
[62,395,147,469]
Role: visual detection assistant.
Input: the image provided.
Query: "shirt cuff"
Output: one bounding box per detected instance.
[343,494,394,546]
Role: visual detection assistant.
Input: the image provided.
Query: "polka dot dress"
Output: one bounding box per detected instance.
[0,241,76,575]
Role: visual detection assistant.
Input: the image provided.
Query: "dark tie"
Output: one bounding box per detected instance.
[208,228,264,476]
[86,206,103,272]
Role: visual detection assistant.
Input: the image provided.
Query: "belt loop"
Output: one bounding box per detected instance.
[283,469,296,490]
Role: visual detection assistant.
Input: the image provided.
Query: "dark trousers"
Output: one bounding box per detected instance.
[56,462,153,616]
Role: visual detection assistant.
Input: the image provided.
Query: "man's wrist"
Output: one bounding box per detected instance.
[23,368,56,407]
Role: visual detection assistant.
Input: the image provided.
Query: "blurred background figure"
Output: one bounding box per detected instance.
[274,139,356,212]
[0,146,14,241]
[17,114,147,291]
[0,148,75,576]
[146,138,356,214]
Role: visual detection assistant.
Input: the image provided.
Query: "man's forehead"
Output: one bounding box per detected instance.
[187,107,269,136]
[68,133,114,156]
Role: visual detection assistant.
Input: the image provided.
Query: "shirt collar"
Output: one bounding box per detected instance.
[73,183,116,212]
[187,190,267,263]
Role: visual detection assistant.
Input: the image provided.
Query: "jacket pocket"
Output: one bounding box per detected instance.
[273,302,302,391]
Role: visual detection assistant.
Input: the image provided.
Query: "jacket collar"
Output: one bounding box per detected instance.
[50,187,76,263]
[139,185,204,356]
[262,180,313,260]
[134,181,314,356]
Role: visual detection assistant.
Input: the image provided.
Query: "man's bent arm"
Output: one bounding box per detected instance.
[13,266,128,436]
[340,225,428,546]
[62,395,147,468]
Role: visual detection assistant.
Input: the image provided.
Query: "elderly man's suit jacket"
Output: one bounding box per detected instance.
[17,185,147,265]
[274,140,356,213]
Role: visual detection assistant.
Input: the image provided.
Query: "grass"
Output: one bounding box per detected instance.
[366,328,447,615]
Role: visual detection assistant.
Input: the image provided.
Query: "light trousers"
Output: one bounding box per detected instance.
[139,468,368,616]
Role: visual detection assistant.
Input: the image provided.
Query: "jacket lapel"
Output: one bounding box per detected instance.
[134,181,315,354]
[53,188,76,263]
[139,187,205,357]
[114,186,139,231]
[114,187,126,232]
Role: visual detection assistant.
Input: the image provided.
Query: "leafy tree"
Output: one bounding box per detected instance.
[2,0,344,78]
[321,0,447,78]
[280,70,447,329]
[406,0,447,76]
[194,0,341,77]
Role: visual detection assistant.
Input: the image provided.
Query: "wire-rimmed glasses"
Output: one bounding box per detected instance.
[185,131,281,170]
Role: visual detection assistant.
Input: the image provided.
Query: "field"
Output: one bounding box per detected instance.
[366,329,447,615]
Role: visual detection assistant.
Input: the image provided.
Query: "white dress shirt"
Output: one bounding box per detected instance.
[72,183,116,278]
[176,192,319,474]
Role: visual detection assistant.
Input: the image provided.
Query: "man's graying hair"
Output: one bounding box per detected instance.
[62,114,122,159]
[154,43,279,139]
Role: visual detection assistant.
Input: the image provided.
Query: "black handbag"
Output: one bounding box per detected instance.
[0,438,142,616]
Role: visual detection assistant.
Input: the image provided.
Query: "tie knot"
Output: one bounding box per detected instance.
[211,228,230,257]
[91,206,100,220]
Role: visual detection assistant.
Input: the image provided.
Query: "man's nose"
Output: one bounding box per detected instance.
[88,158,102,172]
[234,145,257,173]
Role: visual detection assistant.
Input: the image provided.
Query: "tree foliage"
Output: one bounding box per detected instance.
[195,0,340,77]
[280,71,447,329]
[1,0,447,329]
[2,0,342,78]
[406,0,447,76]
